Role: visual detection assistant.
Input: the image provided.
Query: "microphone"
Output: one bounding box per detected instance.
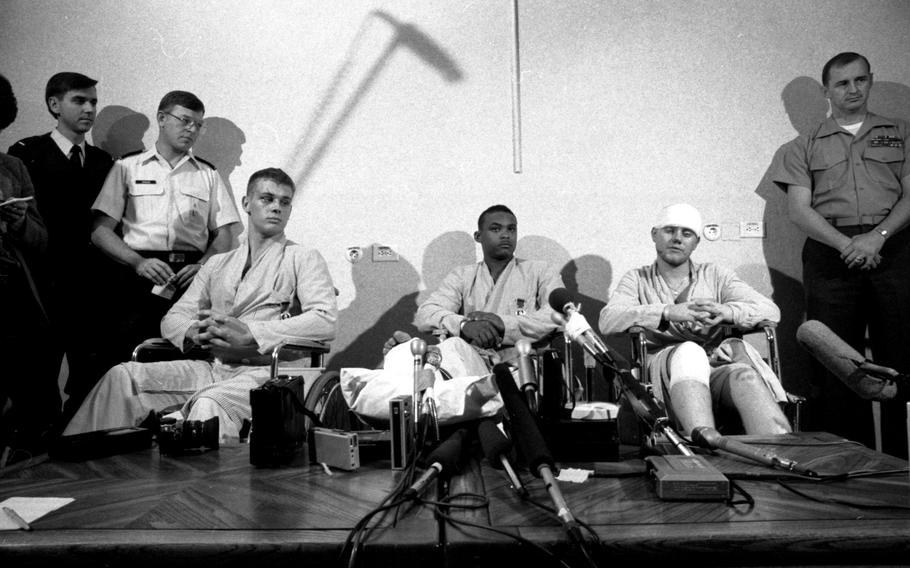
[549,289,670,431]
[403,427,469,500]
[411,339,427,429]
[419,362,441,443]
[691,426,817,477]
[515,339,539,414]
[548,288,620,371]
[493,364,586,545]
[796,320,906,401]
[477,418,528,499]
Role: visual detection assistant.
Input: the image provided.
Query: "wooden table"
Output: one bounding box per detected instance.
[0,443,439,567]
[2,432,908,567]
[445,432,910,567]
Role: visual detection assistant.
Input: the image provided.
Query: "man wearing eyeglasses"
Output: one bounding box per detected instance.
[90,90,241,372]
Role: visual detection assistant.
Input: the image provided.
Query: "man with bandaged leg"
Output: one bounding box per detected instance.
[599,203,791,436]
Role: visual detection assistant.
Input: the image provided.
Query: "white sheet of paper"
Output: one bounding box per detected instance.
[0,497,74,529]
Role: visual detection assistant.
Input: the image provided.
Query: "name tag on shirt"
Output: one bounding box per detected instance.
[870,136,903,148]
[135,179,157,184]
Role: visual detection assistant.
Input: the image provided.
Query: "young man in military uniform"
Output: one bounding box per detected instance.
[7,72,114,427]
[773,52,910,458]
[90,91,241,388]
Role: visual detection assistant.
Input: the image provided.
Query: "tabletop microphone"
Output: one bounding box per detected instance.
[478,418,528,499]
[515,339,539,414]
[548,288,626,372]
[403,427,469,500]
[425,344,453,381]
[411,339,427,429]
[493,364,587,547]
[419,360,441,443]
[691,426,818,477]
[796,320,906,401]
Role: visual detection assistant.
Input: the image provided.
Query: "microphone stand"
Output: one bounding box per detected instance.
[552,311,691,456]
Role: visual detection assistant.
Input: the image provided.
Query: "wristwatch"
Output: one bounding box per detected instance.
[875,227,889,239]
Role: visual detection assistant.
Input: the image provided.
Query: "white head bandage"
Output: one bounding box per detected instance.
[654,203,703,235]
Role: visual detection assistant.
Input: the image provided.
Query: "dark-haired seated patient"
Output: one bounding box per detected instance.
[63,168,337,440]
[599,203,791,437]
[341,205,563,423]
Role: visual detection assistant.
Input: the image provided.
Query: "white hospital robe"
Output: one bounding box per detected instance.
[63,236,337,438]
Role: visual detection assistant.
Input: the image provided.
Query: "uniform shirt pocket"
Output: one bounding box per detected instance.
[863,146,903,189]
[809,148,848,192]
[127,179,165,222]
[176,185,210,232]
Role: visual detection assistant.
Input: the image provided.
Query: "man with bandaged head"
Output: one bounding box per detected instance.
[599,204,791,436]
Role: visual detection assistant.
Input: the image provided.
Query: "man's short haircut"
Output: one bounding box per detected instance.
[0,74,17,131]
[157,90,205,114]
[247,167,295,197]
[44,72,98,118]
[822,52,871,86]
[477,204,516,229]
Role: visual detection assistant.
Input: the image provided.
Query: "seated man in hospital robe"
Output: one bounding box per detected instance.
[598,203,791,437]
[341,204,563,424]
[63,167,337,440]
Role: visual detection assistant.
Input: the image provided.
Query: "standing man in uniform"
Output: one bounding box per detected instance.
[773,52,910,458]
[8,72,114,427]
[91,90,241,380]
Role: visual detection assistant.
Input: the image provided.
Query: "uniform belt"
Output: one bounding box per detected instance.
[826,215,886,227]
[138,250,204,264]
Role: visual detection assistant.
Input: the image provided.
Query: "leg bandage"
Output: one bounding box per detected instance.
[667,342,710,389]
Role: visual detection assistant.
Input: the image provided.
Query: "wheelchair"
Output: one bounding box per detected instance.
[132,337,368,433]
[622,320,804,443]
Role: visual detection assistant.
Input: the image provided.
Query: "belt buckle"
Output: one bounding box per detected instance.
[168,252,186,264]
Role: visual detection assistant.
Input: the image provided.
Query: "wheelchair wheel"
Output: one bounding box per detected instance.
[303,371,370,432]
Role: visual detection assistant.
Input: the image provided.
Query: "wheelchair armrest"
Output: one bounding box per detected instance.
[270,339,330,377]
[131,338,211,363]
[626,326,649,384]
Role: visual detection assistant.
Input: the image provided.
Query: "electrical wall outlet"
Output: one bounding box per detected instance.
[372,245,399,262]
[346,246,363,263]
[739,221,765,238]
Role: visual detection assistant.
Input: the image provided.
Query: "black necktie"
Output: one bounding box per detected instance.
[70,145,82,168]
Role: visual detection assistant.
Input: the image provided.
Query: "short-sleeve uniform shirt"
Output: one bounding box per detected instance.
[92,148,240,251]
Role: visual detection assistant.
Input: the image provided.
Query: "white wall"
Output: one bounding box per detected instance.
[2,0,909,389]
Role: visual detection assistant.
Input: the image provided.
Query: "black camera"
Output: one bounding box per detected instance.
[249,375,310,467]
[157,416,220,456]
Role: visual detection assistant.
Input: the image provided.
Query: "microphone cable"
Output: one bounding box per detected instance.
[343,417,434,568]
[432,500,583,568]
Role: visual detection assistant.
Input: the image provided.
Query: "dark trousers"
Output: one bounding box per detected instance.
[60,251,202,424]
[1,270,60,448]
[803,226,910,458]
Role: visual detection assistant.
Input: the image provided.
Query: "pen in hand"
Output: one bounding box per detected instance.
[3,506,32,531]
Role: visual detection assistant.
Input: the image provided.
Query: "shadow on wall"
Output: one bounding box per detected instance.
[328,244,421,371]
[755,75,826,398]
[517,236,616,400]
[756,76,910,399]
[287,10,464,190]
[194,116,246,194]
[417,230,476,306]
[92,105,149,159]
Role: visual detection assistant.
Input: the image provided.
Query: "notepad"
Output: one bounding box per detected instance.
[0,497,73,530]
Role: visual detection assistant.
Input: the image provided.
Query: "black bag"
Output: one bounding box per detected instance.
[249,376,320,467]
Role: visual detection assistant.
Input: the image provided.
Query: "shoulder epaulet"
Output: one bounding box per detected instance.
[119,148,145,159]
[194,156,217,170]
[10,134,45,150]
